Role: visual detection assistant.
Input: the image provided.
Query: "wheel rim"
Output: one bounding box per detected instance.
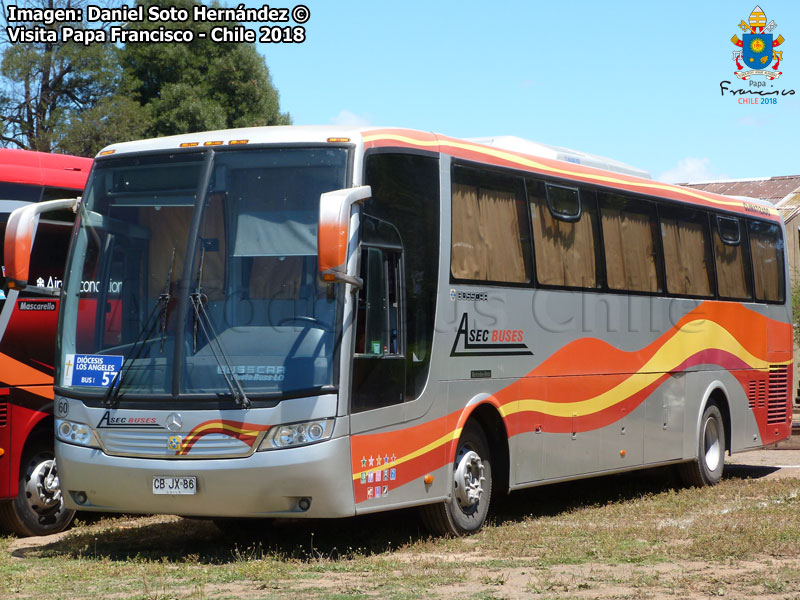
[23,456,63,517]
[453,448,486,514]
[702,416,721,472]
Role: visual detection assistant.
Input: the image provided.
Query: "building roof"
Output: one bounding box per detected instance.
[776,191,800,222]
[680,175,800,205]
[680,175,800,222]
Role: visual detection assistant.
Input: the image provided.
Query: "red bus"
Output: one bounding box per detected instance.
[0,149,91,536]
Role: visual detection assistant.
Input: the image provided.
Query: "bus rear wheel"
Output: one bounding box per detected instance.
[678,403,726,487]
[0,438,75,536]
[420,421,492,536]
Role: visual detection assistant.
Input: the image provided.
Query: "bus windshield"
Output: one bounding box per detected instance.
[57,146,349,401]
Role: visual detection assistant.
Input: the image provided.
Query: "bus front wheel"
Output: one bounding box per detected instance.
[0,438,76,536]
[679,403,726,487]
[420,421,492,536]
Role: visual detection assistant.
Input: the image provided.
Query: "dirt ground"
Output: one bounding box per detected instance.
[7,447,800,599]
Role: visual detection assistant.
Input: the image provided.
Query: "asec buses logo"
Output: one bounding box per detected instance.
[730,5,785,80]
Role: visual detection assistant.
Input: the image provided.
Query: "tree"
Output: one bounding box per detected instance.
[120,0,290,139]
[58,95,151,157]
[0,0,289,155]
[0,0,121,153]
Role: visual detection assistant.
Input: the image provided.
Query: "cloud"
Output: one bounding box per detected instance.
[736,115,767,127]
[329,110,371,127]
[657,157,728,184]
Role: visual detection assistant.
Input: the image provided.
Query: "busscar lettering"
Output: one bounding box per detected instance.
[743,202,771,216]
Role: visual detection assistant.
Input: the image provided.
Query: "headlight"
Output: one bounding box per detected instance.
[258,418,334,451]
[55,419,100,448]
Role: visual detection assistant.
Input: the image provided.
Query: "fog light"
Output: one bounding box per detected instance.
[71,491,88,505]
[298,497,311,511]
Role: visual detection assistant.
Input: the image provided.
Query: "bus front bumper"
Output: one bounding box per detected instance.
[56,436,355,518]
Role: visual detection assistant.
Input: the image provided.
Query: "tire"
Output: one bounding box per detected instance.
[0,438,76,536]
[420,421,492,536]
[678,403,726,487]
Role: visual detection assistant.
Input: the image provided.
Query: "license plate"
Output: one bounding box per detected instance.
[152,476,197,495]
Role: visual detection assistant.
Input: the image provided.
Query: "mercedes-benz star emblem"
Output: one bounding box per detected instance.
[165,413,183,432]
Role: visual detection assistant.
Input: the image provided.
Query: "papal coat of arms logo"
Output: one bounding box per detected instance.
[730,6,785,80]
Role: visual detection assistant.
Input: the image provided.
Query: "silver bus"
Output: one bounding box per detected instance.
[6,127,791,535]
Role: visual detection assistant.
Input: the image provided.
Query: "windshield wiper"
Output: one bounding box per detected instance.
[104,248,175,407]
[190,244,251,408]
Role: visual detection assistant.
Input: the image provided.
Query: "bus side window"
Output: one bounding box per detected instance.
[529,180,601,289]
[713,215,752,301]
[748,220,785,303]
[659,205,715,298]
[599,193,663,293]
[450,167,531,284]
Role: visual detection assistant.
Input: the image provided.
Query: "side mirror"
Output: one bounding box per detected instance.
[318,186,371,287]
[4,198,79,290]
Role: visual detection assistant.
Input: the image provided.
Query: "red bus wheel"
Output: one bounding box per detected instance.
[0,439,76,537]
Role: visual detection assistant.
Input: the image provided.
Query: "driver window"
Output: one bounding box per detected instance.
[355,247,402,356]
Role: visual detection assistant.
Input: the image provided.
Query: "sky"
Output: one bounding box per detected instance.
[244,0,800,183]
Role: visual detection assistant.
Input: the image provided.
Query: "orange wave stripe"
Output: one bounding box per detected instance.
[350,301,791,502]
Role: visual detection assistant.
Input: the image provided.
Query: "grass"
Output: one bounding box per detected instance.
[3,464,800,599]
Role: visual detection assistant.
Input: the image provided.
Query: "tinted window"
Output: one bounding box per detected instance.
[660,206,714,297]
[530,180,600,289]
[748,220,785,303]
[364,153,439,400]
[713,216,752,300]
[599,193,662,293]
[451,166,531,284]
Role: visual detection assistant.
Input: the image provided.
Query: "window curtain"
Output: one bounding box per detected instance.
[451,183,528,283]
[531,192,597,287]
[713,228,751,299]
[600,206,659,292]
[749,225,784,302]
[660,217,713,297]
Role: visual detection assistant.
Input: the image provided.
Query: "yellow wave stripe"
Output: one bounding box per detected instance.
[185,421,263,441]
[351,427,462,481]
[507,319,790,419]
[362,133,777,216]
